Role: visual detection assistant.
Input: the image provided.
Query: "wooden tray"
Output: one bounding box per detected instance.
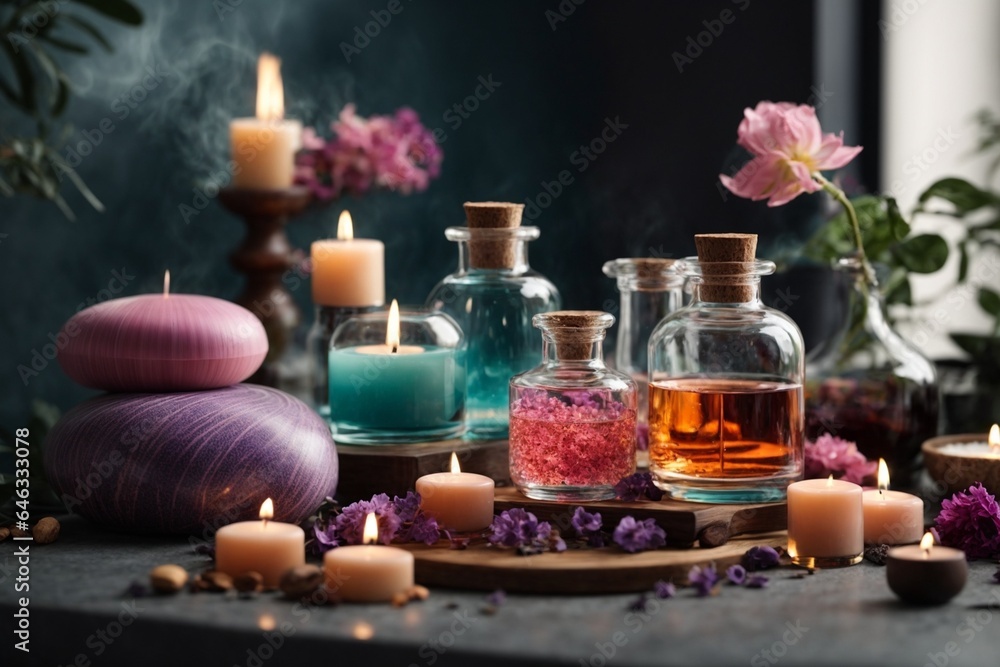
[493,487,786,547]
[403,532,787,594]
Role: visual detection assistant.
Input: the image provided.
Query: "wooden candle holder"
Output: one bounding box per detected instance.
[335,438,510,502]
[218,186,312,387]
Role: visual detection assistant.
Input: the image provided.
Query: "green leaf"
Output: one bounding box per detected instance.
[885,197,910,241]
[891,234,949,273]
[958,242,969,282]
[978,287,1000,318]
[61,14,113,51]
[71,0,144,25]
[918,177,997,215]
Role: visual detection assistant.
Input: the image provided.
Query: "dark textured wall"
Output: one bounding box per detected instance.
[1,0,830,426]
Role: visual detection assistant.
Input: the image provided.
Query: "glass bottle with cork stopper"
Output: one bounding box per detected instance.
[647,234,805,503]
[509,311,637,501]
[426,202,561,440]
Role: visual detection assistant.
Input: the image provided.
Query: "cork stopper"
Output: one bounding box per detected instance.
[534,310,614,361]
[694,233,758,302]
[463,202,524,269]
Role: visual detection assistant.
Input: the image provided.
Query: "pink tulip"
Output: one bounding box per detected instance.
[720,102,862,207]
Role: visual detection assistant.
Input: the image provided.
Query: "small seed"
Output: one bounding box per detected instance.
[391,591,410,607]
[234,571,264,593]
[32,517,61,545]
[9,526,29,539]
[279,565,324,599]
[0,527,9,542]
[409,585,430,601]
[150,565,189,593]
[199,570,234,592]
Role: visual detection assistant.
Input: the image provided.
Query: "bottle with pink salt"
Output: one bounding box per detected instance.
[509,311,637,501]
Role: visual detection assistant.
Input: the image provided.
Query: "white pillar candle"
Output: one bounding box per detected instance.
[323,513,415,602]
[787,476,863,568]
[311,211,385,307]
[862,459,924,545]
[416,452,495,532]
[215,499,305,588]
[230,53,302,189]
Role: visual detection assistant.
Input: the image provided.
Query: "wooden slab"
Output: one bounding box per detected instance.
[335,438,509,502]
[403,532,787,594]
[494,487,786,547]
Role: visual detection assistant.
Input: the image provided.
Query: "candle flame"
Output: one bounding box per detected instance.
[163,270,170,299]
[260,498,274,524]
[337,210,354,240]
[826,474,834,487]
[450,452,461,474]
[255,53,284,121]
[990,424,999,452]
[877,458,889,495]
[386,299,400,353]
[363,512,378,545]
[920,531,934,557]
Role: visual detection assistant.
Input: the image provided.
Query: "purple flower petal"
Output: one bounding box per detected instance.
[615,472,663,502]
[745,575,770,589]
[612,516,667,553]
[653,580,676,599]
[933,483,1000,560]
[486,589,507,606]
[688,563,719,597]
[742,545,780,572]
[726,564,747,585]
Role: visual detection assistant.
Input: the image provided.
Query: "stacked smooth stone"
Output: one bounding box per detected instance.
[44,289,338,534]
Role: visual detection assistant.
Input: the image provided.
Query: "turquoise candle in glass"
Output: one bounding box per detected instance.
[328,301,465,444]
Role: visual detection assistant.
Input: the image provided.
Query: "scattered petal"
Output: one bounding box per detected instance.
[688,563,720,597]
[653,580,676,599]
[726,564,747,585]
[613,516,667,553]
[742,545,781,572]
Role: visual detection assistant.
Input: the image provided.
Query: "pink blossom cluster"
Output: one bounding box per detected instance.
[804,433,877,485]
[295,104,442,200]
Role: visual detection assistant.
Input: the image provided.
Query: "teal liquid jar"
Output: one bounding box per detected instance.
[328,302,466,444]
[426,202,561,439]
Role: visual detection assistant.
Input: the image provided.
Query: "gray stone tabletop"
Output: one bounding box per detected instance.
[2,516,999,667]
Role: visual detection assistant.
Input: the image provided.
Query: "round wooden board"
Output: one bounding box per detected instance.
[402,531,788,594]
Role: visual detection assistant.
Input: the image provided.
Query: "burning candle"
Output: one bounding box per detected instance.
[58,271,267,392]
[311,211,385,308]
[416,453,495,532]
[922,425,1000,496]
[862,459,925,545]
[230,53,302,189]
[787,476,863,568]
[327,300,465,443]
[886,532,967,605]
[216,499,306,589]
[323,512,415,602]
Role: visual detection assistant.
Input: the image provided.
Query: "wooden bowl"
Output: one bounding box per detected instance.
[922,434,1000,496]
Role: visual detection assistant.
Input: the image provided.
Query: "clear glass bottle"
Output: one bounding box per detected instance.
[426,205,560,440]
[509,311,637,501]
[602,258,684,455]
[647,234,805,503]
[805,257,939,486]
[306,305,378,419]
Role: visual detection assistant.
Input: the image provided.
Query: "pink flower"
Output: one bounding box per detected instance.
[804,433,876,485]
[719,101,862,207]
[933,483,1000,560]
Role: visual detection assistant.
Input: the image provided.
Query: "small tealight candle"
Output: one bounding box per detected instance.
[323,513,415,602]
[216,499,305,588]
[886,532,967,605]
[787,476,863,568]
[862,459,924,545]
[416,453,495,532]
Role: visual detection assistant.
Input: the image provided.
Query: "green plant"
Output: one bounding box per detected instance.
[0,0,142,219]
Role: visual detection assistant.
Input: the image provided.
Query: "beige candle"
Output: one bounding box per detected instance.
[416,452,495,532]
[230,53,302,189]
[311,210,386,307]
[215,499,305,588]
[787,476,863,568]
[323,512,414,602]
[862,459,924,545]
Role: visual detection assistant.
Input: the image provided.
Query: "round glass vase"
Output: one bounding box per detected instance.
[602,258,685,459]
[509,311,637,501]
[804,258,939,486]
[647,258,805,504]
[328,308,466,444]
[426,226,561,440]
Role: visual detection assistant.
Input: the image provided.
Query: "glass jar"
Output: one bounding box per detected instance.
[306,305,379,418]
[648,235,805,503]
[805,257,939,486]
[509,311,637,501]
[426,226,560,439]
[602,258,684,455]
[328,303,465,444]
